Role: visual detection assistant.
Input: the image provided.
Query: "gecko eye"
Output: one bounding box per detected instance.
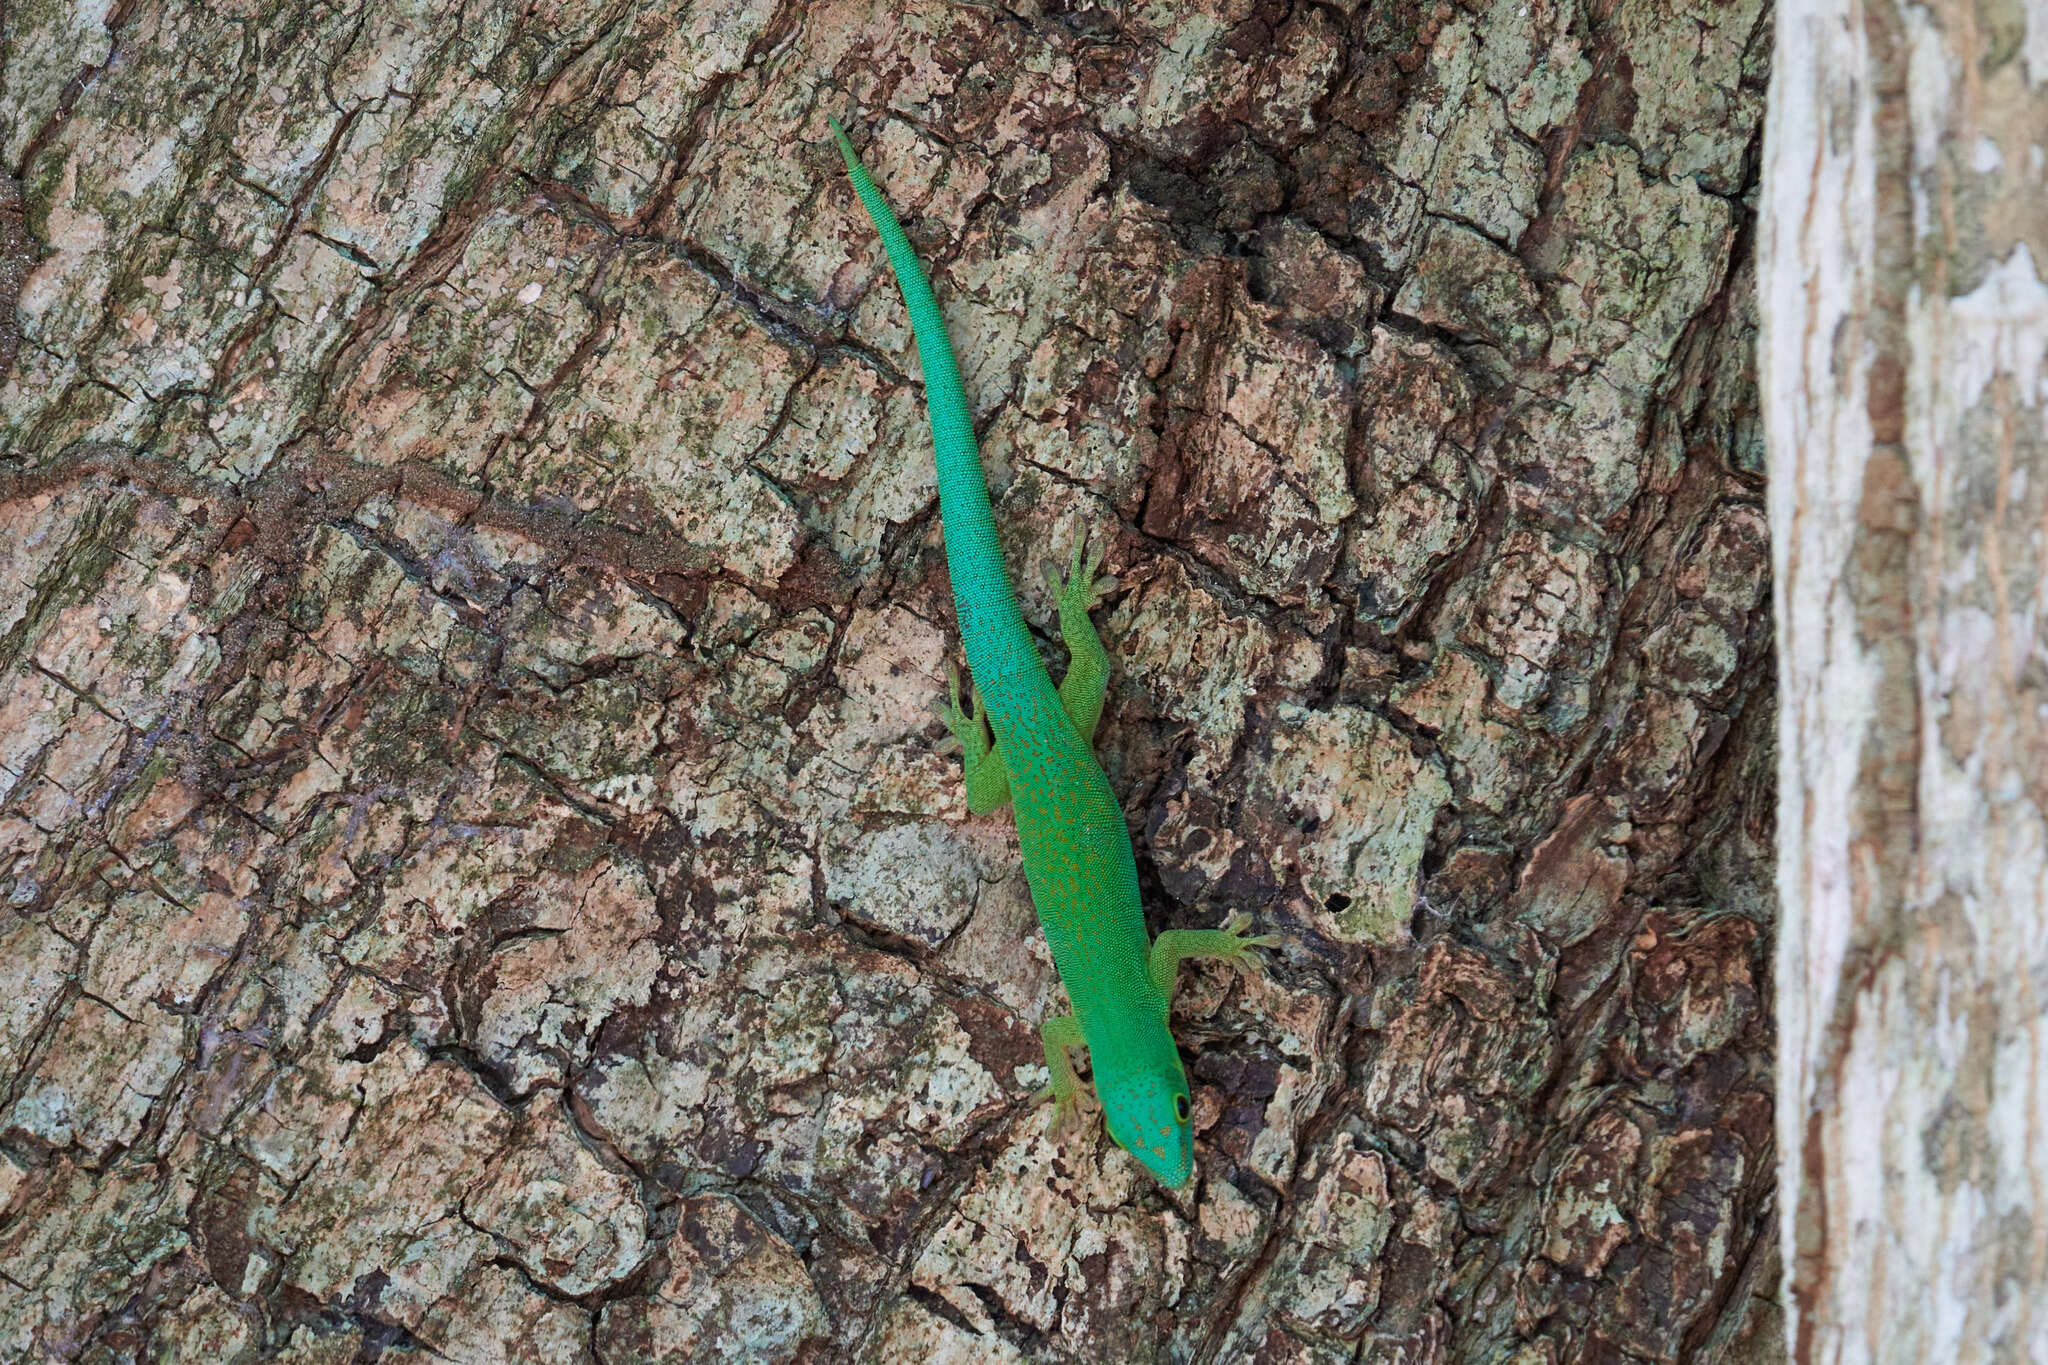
[1173,1093,1190,1123]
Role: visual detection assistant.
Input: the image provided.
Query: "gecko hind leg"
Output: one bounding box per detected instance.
[1050,529,1115,744]
[944,665,1011,813]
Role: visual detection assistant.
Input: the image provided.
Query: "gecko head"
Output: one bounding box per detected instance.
[1099,1066,1195,1189]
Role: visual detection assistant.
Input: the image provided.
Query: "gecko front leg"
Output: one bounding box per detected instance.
[1035,1013,1098,1131]
[1149,913,1278,1008]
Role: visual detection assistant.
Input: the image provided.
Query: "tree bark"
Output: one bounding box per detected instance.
[1765,0,2048,1359]
[2,1,1777,1360]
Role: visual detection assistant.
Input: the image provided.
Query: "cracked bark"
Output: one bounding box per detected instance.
[3,0,1779,1361]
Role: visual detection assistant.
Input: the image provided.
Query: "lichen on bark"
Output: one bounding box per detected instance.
[3,0,1774,1360]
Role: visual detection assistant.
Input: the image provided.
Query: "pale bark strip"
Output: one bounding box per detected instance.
[1766,0,2048,1359]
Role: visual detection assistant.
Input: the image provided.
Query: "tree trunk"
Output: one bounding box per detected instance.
[1,1,1778,1361]
[1764,0,2048,1359]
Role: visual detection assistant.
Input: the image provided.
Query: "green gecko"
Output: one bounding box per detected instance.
[828,117,1274,1189]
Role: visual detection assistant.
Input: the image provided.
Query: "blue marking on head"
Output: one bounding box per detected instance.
[1100,1067,1194,1188]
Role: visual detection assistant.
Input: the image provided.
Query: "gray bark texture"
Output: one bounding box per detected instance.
[0,0,1778,1361]
[1764,0,2048,1361]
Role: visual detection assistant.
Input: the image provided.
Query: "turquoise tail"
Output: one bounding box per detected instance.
[829,118,1045,691]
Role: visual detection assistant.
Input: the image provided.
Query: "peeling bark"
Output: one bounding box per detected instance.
[2,1,1774,1360]
[1765,0,2048,1359]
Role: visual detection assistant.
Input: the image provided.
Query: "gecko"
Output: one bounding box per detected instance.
[828,117,1274,1189]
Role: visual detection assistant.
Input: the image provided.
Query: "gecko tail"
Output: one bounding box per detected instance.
[828,114,1040,687]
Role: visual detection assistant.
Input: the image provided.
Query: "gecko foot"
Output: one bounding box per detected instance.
[1219,912,1280,977]
[942,663,987,752]
[1034,1079,1100,1134]
[1047,527,1115,618]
